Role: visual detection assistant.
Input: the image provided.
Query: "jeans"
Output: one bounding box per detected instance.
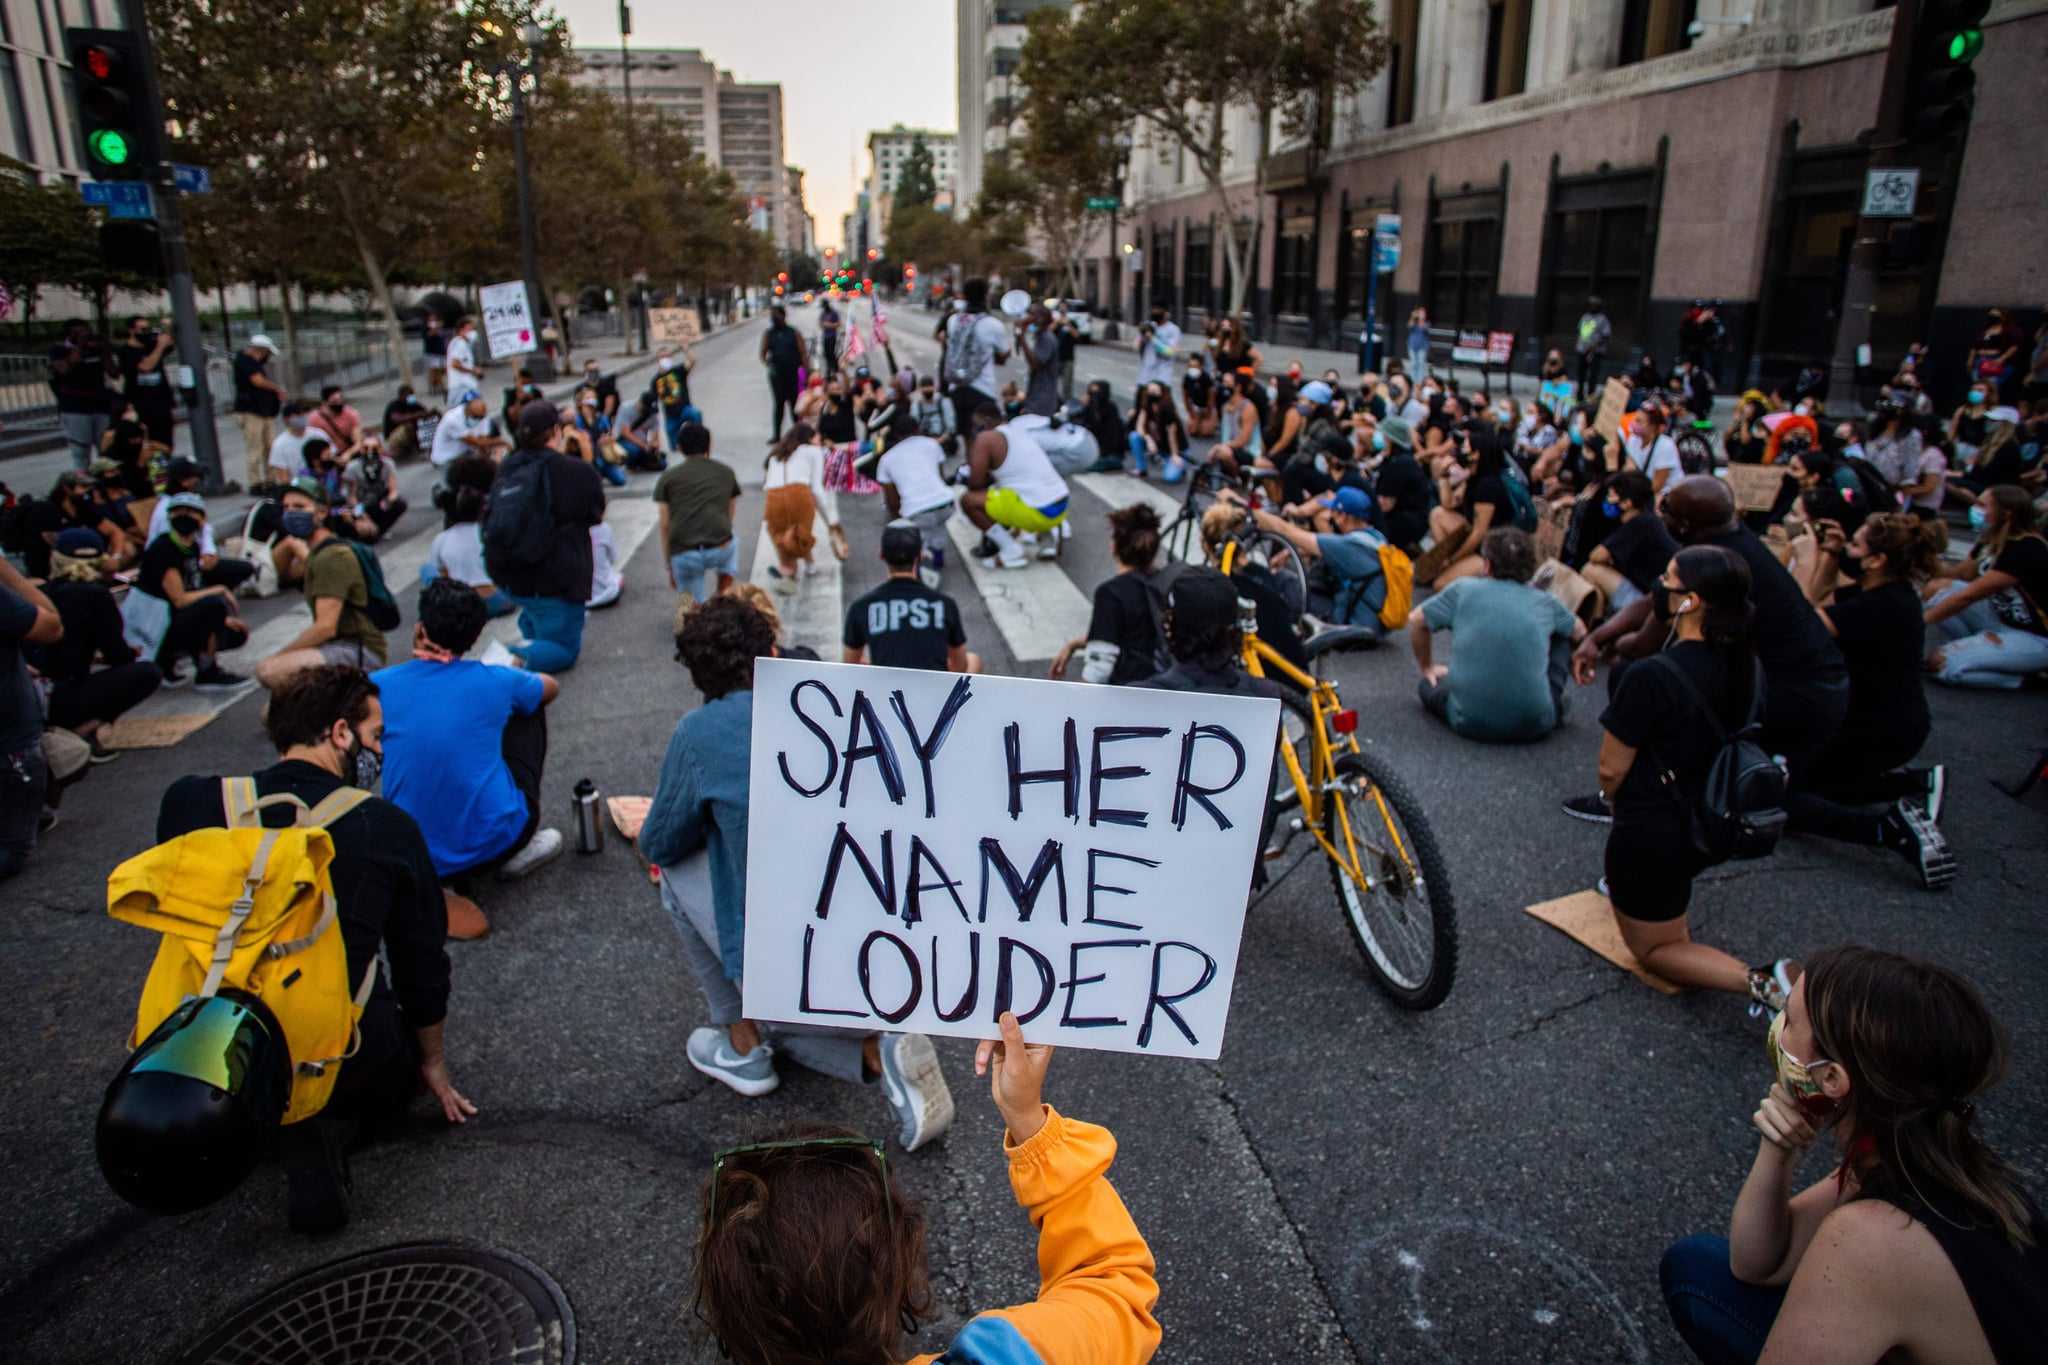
[663,406,703,452]
[506,594,587,673]
[1127,431,1150,474]
[417,561,518,616]
[60,411,109,471]
[0,742,49,880]
[442,707,547,883]
[657,854,870,1084]
[670,542,738,603]
[1407,344,1429,381]
[1927,581,2048,688]
[1660,1233,1784,1364]
[45,661,162,731]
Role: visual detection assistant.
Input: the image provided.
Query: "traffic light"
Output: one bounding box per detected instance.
[65,29,163,181]
[776,271,788,283]
[866,248,879,261]
[1911,0,1989,140]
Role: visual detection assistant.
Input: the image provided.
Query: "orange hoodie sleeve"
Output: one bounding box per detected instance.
[911,1106,1161,1365]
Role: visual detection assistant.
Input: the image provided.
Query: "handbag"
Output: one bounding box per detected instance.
[119,588,171,658]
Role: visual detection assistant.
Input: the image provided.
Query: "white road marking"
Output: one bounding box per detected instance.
[1070,473,1203,561]
[748,510,844,658]
[944,508,1091,662]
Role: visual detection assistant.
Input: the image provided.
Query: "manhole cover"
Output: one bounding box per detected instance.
[174,1241,574,1365]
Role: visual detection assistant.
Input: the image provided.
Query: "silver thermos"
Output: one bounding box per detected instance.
[572,779,605,854]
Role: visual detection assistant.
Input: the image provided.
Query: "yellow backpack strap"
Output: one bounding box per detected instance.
[221,777,261,828]
[305,787,373,831]
[198,827,284,999]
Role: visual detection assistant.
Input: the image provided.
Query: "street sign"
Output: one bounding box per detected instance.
[81,180,151,212]
[479,279,537,357]
[1086,196,1122,212]
[1861,168,1919,218]
[1372,212,1401,273]
[172,163,210,194]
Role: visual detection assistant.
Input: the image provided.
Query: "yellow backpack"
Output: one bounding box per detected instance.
[107,779,375,1125]
[1375,544,1415,631]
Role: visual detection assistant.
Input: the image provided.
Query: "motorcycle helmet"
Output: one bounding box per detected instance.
[96,990,292,1214]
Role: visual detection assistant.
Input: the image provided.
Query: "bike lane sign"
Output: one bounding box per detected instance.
[1861,168,1919,219]
[739,657,1279,1058]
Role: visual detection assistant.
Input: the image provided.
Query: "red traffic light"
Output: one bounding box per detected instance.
[83,44,118,79]
[776,271,788,282]
[866,248,879,260]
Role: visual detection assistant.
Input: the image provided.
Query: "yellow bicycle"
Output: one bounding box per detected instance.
[1224,541,1459,1010]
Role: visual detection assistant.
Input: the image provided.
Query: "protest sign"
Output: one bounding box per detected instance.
[480,280,536,357]
[1593,378,1629,446]
[1723,462,1788,513]
[742,657,1280,1059]
[648,307,701,346]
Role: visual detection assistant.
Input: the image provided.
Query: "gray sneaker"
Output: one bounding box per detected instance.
[877,1033,955,1150]
[687,1027,779,1097]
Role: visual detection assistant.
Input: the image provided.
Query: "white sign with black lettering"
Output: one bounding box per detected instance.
[480,279,537,357]
[742,657,1279,1058]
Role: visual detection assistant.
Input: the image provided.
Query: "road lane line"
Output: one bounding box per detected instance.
[944,508,1091,663]
[747,510,844,658]
[1069,473,1203,561]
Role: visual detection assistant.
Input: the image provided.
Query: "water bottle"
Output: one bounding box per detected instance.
[572,779,605,854]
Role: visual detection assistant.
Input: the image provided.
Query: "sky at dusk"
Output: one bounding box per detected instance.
[555,0,959,252]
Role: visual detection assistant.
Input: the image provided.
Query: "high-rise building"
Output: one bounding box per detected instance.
[785,166,815,257]
[0,0,101,179]
[955,0,1068,212]
[576,48,791,250]
[862,125,957,253]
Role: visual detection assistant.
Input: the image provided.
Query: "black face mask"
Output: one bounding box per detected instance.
[170,514,204,539]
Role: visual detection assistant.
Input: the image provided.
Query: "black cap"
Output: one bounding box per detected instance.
[165,456,200,487]
[516,398,561,438]
[880,520,924,568]
[1166,566,1238,633]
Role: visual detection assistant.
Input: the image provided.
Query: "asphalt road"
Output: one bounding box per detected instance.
[2,300,2043,1364]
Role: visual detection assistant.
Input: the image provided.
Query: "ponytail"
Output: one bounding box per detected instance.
[1858,512,1945,584]
[1672,544,1756,710]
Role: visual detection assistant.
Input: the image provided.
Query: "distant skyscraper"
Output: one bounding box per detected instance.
[955,0,1069,213]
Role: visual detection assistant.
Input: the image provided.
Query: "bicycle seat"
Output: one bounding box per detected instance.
[1303,624,1382,658]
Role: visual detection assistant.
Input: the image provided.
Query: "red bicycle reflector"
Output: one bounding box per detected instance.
[1331,709,1359,734]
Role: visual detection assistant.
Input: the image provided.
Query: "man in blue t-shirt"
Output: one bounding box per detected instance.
[1254,486,1390,629]
[1408,526,1583,743]
[371,579,563,923]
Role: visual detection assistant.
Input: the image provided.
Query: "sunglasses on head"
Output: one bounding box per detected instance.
[707,1136,894,1232]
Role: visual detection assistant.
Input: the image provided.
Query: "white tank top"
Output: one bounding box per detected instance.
[994,421,1070,509]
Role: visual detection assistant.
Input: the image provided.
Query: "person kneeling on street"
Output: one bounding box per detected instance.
[371,578,562,940]
[640,595,956,1149]
[153,665,472,1233]
[1409,527,1584,743]
[484,400,606,674]
[693,1010,1162,1365]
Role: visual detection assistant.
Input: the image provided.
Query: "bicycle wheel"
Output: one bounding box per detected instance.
[1246,531,1310,620]
[1161,510,1204,563]
[1321,750,1458,1009]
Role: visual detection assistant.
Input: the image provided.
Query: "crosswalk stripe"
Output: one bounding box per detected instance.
[943,510,1091,662]
[1069,473,1204,562]
[748,511,845,657]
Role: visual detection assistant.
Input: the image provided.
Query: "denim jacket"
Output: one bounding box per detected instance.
[639,690,753,977]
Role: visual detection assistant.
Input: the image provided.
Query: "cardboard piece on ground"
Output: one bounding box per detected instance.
[1724,462,1787,512]
[607,795,651,841]
[100,712,216,749]
[1534,502,1571,562]
[1524,889,1683,994]
[741,657,1279,1059]
[1532,558,1603,625]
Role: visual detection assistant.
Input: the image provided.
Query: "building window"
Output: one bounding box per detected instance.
[1336,203,1393,320]
[1151,230,1176,310]
[1540,167,1659,361]
[1,53,32,162]
[1426,187,1502,330]
[1272,210,1316,316]
[1183,225,1212,316]
[1617,0,1693,66]
[1385,0,1419,127]
[1483,0,1532,101]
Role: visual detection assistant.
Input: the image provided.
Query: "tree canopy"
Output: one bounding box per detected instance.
[896,136,938,211]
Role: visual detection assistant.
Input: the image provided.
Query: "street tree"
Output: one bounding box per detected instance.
[896,136,938,211]
[0,158,103,338]
[1019,0,1386,316]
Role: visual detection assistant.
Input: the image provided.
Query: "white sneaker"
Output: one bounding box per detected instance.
[687,1026,780,1096]
[918,565,942,590]
[496,827,564,879]
[479,639,519,669]
[877,1033,955,1150]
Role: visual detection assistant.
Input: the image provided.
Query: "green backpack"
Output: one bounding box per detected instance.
[310,539,402,632]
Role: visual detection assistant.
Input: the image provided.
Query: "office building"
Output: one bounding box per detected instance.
[577,47,792,250]
[0,0,115,179]
[956,0,1068,212]
[1112,0,2038,404]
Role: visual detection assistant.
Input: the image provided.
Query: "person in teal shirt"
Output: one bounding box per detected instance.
[1409,527,1584,742]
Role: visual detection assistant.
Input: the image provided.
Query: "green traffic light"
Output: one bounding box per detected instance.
[88,128,131,165]
[1947,28,1982,61]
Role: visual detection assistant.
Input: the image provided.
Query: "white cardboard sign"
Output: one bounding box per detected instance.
[742,657,1280,1059]
[480,279,538,357]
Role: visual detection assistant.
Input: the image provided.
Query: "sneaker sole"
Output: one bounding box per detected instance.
[193,679,254,692]
[882,1034,955,1150]
[497,838,565,880]
[1560,802,1613,825]
[1898,804,1957,891]
[1925,766,1947,826]
[688,1050,781,1097]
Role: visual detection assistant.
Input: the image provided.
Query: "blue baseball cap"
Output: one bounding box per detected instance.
[1297,380,1334,406]
[1320,485,1373,519]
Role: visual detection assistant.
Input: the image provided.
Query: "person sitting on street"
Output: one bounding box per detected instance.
[255,478,390,692]
[267,402,327,489]
[155,665,472,1233]
[420,484,512,618]
[1196,503,1310,674]
[1922,485,2048,690]
[371,578,562,938]
[30,529,160,755]
[844,521,981,673]
[692,1010,1161,1365]
[486,400,607,675]
[1660,944,2048,1364]
[641,595,957,1148]
[145,458,259,597]
[381,384,434,461]
[962,402,1072,569]
[22,470,133,580]
[1579,469,1679,617]
[1051,504,1170,686]
[0,556,63,880]
[1409,527,1584,743]
[1127,381,1190,481]
[430,390,510,470]
[309,384,383,460]
[1252,486,1389,632]
[1080,380,1133,474]
[341,437,408,541]
[1425,426,1520,588]
[135,494,251,691]
[1134,566,1286,703]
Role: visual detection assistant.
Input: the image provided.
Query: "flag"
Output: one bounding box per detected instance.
[843,319,867,366]
[869,298,889,349]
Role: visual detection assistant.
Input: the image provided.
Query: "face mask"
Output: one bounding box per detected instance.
[1313,453,1329,476]
[1569,427,1584,447]
[1004,400,1023,417]
[1496,406,1513,423]
[170,514,204,539]
[1968,389,1986,404]
[1372,431,1386,453]
[1968,505,1989,532]
[286,417,308,434]
[1767,1011,1838,1120]
[326,400,344,412]
[344,730,383,790]
[1794,402,1813,416]
[1651,584,1691,622]
[1601,499,1622,521]
[281,510,318,539]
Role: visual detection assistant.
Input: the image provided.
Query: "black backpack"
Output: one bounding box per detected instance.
[1651,656,1786,862]
[1136,562,1188,675]
[481,448,556,578]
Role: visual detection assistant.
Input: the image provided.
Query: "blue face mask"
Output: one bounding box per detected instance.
[1569,427,1585,447]
[281,509,318,539]
[1602,499,1623,520]
[1372,431,1386,453]
[1968,505,1988,532]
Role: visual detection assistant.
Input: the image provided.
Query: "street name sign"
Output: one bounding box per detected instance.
[80,181,152,218]
[1086,196,1122,212]
[172,164,211,194]
[739,657,1277,1058]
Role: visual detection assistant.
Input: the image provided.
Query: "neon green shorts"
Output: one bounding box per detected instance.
[985,487,1070,535]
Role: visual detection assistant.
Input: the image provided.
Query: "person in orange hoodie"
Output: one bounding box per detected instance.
[692,1010,1162,1365]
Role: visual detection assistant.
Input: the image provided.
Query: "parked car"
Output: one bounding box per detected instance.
[1051,299,1094,342]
